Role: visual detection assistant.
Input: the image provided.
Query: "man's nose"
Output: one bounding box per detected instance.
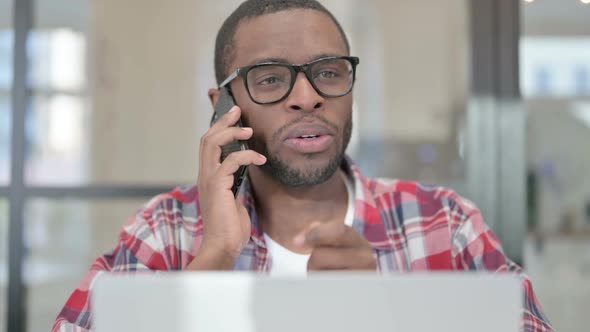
[284,72,324,112]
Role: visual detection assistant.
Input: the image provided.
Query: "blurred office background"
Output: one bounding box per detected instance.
[0,0,588,331]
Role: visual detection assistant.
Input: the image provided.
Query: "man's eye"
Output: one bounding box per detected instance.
[258,76,281,85]
[316,70,339,79]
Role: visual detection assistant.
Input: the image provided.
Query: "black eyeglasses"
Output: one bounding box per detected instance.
[219,56,360,105]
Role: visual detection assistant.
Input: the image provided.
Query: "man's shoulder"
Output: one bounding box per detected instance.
[361,176,479,225]
[364,177,464,205]
[119,185,201,244]
[346,159,471,213]
[129,184,201,225]
[114,185,203,270]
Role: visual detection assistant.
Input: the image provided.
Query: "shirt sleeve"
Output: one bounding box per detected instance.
[450,199,555,332]
[51,241,154,331]
[51,195,188,332]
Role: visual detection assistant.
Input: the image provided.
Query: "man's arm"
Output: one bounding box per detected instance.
[52,191,197,332]
[52,243,152,332]
[450,198,554,332]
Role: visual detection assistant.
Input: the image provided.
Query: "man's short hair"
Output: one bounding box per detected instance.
[214,0,351,85]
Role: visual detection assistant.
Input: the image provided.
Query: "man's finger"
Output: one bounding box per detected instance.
[217,150,266,176]
[200,126,254,172]
[209,105,241,131]
[294,222,365,248]
[307,247,376,271]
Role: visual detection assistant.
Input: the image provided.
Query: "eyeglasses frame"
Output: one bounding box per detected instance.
[219,56,360,105]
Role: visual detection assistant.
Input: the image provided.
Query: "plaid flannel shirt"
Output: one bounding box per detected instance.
[53,157,554,332]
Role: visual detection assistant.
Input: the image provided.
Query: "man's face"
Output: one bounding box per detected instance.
[228,9,353,187]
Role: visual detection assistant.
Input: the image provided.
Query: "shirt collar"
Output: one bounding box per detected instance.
[237,155,391,250]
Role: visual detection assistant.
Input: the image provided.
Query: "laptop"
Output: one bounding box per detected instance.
[93,272,522,332]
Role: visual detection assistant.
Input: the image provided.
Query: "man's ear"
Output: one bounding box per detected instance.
[208,88,220,108]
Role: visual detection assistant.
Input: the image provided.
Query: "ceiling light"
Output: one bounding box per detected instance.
[581,0,590,4]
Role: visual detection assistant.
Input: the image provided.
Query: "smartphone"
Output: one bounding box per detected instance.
[209,87,249,197]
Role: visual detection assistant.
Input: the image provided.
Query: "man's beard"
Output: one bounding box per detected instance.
[249,115,352,187]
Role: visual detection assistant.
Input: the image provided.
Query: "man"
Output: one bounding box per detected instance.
[53,0,554,331]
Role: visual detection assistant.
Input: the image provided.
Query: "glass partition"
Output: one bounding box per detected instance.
[521,1,590,331]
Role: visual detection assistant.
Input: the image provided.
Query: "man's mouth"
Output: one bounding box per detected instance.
[279,123,337,154]
[283,124,334,140]
[299,134,321,140]
[284,134,334,153]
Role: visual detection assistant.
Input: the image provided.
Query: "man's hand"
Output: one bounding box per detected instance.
[293,222,377,271]
[188,106,267,271]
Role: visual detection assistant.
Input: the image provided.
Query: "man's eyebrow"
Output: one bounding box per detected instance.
[308,53,346,62]
[249,53,347,66]
[250,57,290,65]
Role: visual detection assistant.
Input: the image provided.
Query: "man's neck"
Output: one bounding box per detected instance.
[248,166,349,254]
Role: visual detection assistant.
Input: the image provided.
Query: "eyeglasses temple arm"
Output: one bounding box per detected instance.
[219,70,239,88]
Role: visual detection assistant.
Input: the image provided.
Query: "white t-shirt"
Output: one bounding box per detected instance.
[263,173,355,276]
